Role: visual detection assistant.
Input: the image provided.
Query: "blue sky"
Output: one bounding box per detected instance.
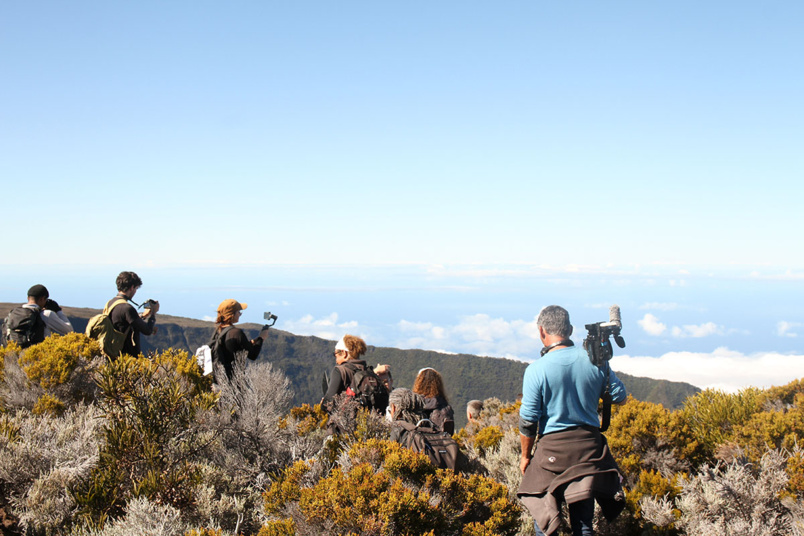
[2,2,803,392]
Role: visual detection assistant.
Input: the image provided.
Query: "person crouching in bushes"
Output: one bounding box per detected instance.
[387,388,427,426]
[413,367,455,434]
[212,299,270,383]
[388,387,464,471]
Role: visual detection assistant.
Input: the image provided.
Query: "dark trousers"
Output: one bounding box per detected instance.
[533,498,595,536]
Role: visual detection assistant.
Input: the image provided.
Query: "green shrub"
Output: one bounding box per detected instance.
[74,351,217,527]
[680,388,762,462]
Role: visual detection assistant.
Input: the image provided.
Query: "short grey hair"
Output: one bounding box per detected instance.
[467,400,483,420]
[537,305,572,338]
[388,388,425,424]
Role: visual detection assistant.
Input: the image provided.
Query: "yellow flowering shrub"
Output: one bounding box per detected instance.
[262,439,520,536]
[473,426,504,453]
[185,528,224,536]
[0,413,20,442]
[256,518,295,536]
[607,397,675,479]
[18,332,100,389]
[625,469,682,517]
[279,403,329,435]
[498,400,521,417]
[263,460,312,515]
[732,406,804,461]
[32,393,66,416]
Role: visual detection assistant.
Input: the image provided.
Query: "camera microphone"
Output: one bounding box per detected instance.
[600,304,621,329]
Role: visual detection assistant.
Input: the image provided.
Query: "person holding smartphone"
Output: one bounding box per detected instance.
[211,299,270,382]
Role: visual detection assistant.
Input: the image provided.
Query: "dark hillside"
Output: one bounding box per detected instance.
[1,303,700,428]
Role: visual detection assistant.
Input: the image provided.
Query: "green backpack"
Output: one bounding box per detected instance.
[85,299,130,359]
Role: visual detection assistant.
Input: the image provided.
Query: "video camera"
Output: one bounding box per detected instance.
[583,305,625,432]
[583,305,625,367]
[263,312,278,330]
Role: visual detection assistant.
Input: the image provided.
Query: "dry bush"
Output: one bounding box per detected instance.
[0,346,42,410]
[209,355,294,472]
[0,404,102,535]
[641,447,804,536]
[71,496,186,536]
[189,356,297,535]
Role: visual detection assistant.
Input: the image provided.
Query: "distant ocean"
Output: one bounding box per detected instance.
[3,263,803,391]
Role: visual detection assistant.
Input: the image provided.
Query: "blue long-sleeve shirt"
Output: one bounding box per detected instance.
[519,346,627,437]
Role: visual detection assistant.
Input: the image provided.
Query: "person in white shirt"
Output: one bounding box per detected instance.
[41,298,74,336]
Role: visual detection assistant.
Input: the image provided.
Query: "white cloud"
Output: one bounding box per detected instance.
[777,321,801,338]
[638,314,667,336]
[393,314,542,358]
[282,313,362,341]
[671,322,722,338]
[637,314,724,339]
[613,348,804,392]
[202,315,215,322]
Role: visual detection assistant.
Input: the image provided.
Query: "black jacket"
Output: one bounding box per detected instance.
[422,395,455,434]
[106,295,156,357]
[212,326,263,382]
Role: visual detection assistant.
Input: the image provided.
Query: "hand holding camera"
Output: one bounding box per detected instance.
[141,299,160,318]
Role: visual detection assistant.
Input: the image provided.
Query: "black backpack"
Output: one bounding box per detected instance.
[392,419,462,471]
[208,326,235,366]
[4,307,46,349]
[338,363,389,414]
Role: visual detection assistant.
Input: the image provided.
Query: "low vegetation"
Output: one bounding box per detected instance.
[1,333,803,535]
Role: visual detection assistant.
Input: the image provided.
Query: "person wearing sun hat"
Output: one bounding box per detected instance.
[210,299,270,383]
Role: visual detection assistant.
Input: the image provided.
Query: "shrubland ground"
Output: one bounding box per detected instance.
[1,334,803,535]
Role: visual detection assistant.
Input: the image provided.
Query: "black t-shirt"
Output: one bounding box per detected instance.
[106,295,156,357]
[212,326,263,382]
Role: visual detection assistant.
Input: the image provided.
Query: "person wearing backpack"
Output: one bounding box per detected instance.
[209,299,270,383]
[3,285,51,348]
[105,271,159,357]
[322,334,389,415]
[413,367,455,434]
[388,387,463,471]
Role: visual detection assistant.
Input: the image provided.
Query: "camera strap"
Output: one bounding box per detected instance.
[540,339,574,357]
[600,362,612,432]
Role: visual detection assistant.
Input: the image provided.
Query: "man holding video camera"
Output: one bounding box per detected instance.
[106,271,159,357]
[518,305,627,536]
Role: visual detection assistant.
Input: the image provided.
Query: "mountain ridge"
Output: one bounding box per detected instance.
[0,302,700,428]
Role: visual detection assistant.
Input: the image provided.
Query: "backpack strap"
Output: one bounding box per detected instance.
[210,325,236,345]
[336,361,364,389]
[599,362,613,432]
[104,298,129,316]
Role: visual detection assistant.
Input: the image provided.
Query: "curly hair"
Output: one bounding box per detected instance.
[343,334,367,359]
[388,388,425,424]
[412,368,448,401]
[116,271,143,292]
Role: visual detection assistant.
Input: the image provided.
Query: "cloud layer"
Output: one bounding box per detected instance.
[283,312,804,393]
[613,348,804,392]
